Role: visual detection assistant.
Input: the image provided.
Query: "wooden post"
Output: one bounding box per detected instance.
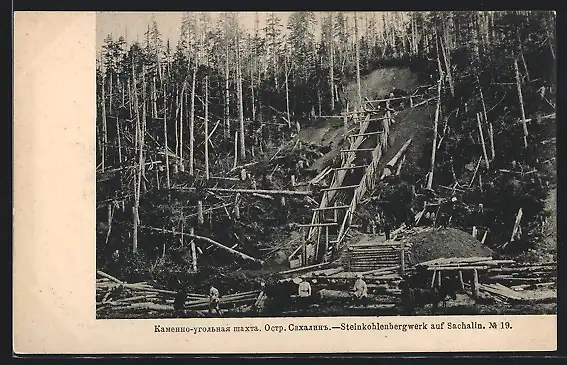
[437,270,442,287]
[477,112,490,169]
[472,226,477,239]
[190,227,197,272]
[333,202,338,222]
[343,114,348,136]
[481,230,488,244]
[291,175,296,187]
[302,238,307,267]
[458,270,465,291]
[514,59,529,148]
[472,269,479,298]
[430,270,437,288]
[197,201,204,225]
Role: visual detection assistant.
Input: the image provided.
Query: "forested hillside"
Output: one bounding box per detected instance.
[96,11,556,288]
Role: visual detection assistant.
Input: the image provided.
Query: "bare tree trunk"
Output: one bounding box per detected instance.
[440,36,455,96]
[121,78,125,106]
[132,61,145,254]
[354,13,362,110]
[189,60,197,175]
[109,72,113,114]
[204,76,210,180]
[285,53,291,128]
[514,59,529,148]
[224,43,230,140]
[179,82,184,169]
[175,86,179,157]
[116,111,122,164]
[329,13,335,112]
[477,112,490,169]
[517,30,530,80]
[152,76,158,119]
[127,78,132,116]
[427,79,442,190]
[251,63,256,122]
[164,85,171,189]
[101,77,107,172]
[190,227,197,272]
[237,42,246,160]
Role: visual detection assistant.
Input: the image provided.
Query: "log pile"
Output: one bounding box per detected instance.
[408,257,557,304]
[484,262,557,286]
[96,271,260,315]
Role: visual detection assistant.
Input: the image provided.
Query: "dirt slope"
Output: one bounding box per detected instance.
[297,67,433,175]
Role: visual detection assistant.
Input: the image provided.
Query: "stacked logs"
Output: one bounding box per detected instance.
[96,271,260,315]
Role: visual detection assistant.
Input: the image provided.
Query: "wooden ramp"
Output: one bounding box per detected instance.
[287,91,432,270]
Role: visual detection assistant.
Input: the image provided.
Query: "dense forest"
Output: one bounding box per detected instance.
[96,11,556,287]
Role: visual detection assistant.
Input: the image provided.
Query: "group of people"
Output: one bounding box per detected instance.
[174,273,371,316]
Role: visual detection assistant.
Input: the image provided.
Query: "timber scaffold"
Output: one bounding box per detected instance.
[288,91,434,269]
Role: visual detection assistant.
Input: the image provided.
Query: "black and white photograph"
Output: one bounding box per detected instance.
[95,11,557,320]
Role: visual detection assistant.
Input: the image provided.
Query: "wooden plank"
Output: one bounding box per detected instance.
[321,185,359,191]
[332,165,369,171]
[276,262,332,276]
[312,205,350,211]
[297,222,338,227]
[340,148,375,152]
[348,131,383,138]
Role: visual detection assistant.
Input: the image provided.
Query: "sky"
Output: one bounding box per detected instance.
[96,12,297,53]
[95,11,406,55]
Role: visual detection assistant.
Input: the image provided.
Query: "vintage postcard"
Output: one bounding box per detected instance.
[13,11,557,354]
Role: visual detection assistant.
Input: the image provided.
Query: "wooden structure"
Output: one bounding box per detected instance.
[287,91,432,268]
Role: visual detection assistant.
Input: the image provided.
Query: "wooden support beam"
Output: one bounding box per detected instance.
[366,117,390,122]
[332,165,369,171]
[172,187,312,196]
[321,185,359,191]
[365,94,425,103]
[297,222,338,228]
[458,270,465,290]
[340,148,375,152]
[348,131,383,138]
[472,269,479,298]
[312,205,350,211]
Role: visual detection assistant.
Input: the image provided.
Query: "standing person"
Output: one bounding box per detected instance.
[209,284,222,316]
[353,274,368,300]
[296,277,312,310]
[174,285,188,314]
[383,215,392,240]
